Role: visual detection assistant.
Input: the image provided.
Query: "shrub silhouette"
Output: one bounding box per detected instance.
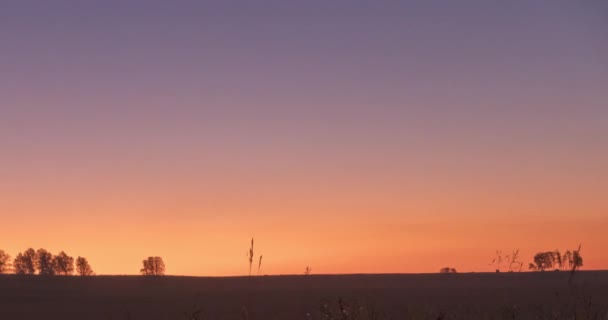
[439,267,457,274]
[141,256,165,275]
[490,250,503,272]
[304,266,312,275]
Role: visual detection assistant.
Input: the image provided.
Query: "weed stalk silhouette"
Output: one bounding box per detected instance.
[257,255,262,275]
[248,238,254,276]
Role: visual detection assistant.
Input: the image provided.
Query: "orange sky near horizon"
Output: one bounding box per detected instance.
[2,103,606,275]
[2,215,607,276]
[2,160,607,275]
[1,1,607,276]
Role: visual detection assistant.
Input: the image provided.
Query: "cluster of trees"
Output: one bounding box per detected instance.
[3,250,163,276]
[140,256,165,275]
[528,248,583,271]
[0,248,93,276]
[487,247,584,273]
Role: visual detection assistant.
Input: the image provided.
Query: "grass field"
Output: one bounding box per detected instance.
[1,271,608,319]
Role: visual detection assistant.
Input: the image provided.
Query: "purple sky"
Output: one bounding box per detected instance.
[3,1,606,183]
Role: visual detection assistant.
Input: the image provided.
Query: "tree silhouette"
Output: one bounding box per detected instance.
[13,254,27,275]
[533,252,555,271]
[567,245,583,286]
[76,257,94,276]
[507,249,523,272]
[36,248,55,275]
[572,247,583,270]
[553,250,562,269]
[0,250,10,274]
[530,249,583,272]
[53,251,74,275]
[13,248,37,275]
[563,251,573,270]
[140,256,165,275]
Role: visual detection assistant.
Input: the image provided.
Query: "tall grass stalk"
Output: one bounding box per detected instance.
[248,238,254,276]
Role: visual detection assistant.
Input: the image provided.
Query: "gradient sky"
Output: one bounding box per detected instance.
[1,1,607,275]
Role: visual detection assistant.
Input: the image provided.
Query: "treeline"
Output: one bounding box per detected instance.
[489,247,584,273]
[0,249,167,276]
[528,248,583,271]
[0,248,93,276]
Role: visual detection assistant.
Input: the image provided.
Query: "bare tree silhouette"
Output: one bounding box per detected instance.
[506,249,523,272]
[36,248,55,275]
[141,256,165,276]
[491,249,522,272]
[490,250,503,272]
[0,250,10,274]
[76,256,94,276]
[13,248,37,275]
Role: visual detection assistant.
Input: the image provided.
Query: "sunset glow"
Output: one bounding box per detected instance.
[1,1,607,276]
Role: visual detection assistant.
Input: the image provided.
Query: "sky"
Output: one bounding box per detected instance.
[1,1,607,276]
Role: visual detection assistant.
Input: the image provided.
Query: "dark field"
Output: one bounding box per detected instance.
[1,272,608,320]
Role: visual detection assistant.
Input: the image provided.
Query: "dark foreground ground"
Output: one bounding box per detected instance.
[1,271,608,320]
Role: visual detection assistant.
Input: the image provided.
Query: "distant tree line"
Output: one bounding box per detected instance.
[484,247,584,274]
[4,237,256,277]
[528,248,583,272]
[3,244,585,277]
[0,249,169,276]
[2,249,169,276]
[0,248,93,276]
